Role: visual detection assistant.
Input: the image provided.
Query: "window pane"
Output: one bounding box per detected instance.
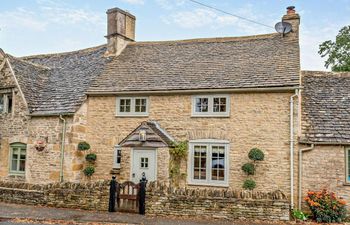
[19,160,25,171]
[195,98,208,113]
[213,97,227,112]
[7,94,13,113]
[193,145,207,180]
[211,146,225,181]
[135,98,147,112]
[11,145,26,173]
[117,149,121,164]
[348,150,350,181]
[0,95,3,113]
[11,160,18,171]
[119,99,131,112]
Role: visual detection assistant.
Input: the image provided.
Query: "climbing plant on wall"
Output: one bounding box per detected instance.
[242,148,265,190]
[169,141,188,187]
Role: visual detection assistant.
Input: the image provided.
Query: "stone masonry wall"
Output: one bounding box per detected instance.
[0,180,109,210]
[86,92,296,197]
[300,144,350,208]
[146,182,290,221]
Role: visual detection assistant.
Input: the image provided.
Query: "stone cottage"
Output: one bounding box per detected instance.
[0,6,348,211]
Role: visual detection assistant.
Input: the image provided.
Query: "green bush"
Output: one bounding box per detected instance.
[242,179,256,190]
[169,141,188,159]
[241,163,255,175]
[292,209,308,221]
[78,141,90,151]
[85,153,97,162]
[305,189,347,223]
[248,148,264,161]
[83,165,95,177]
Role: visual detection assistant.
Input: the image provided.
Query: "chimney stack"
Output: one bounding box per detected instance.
[282,6,300,39]
[105,7,136,56]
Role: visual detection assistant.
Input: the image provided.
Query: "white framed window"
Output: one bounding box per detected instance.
[346,148,350,183]
[0,92,13,114]
[116,97,149,116]
[188,139,229,186]
[191,95,230,117]
[113,146,122,169]
[9,143,26,175]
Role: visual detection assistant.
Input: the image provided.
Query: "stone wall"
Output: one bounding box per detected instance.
[146,182,290,221]
[86,92,297,196]
[300,144,350,208]
[0,180,109,210]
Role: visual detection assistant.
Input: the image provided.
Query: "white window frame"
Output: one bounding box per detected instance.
[0,92,12,114]
[187,139,229,187]
[113,145,122,169]
[191,95,230,117]
[116,97,149,117]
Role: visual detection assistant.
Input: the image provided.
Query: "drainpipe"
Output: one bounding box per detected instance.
[298,143,315,209]
[59,115,67,183]
[290,89,298,209]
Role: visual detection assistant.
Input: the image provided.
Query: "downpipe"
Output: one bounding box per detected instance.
[290,89,298,210]
[298,144,314,209]
[59,115,67,183]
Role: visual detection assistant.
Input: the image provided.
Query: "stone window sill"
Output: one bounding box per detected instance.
[110,168,121,175]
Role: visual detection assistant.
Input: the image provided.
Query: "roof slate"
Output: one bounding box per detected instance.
[301,71,350,144]
[12,45,111,115]
[88,34,300,93]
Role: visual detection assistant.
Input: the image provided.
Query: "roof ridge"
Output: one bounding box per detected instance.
[129,33,278,46]
[302,70,350,77]
[20,44,106,60]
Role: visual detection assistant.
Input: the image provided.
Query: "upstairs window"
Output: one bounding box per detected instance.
[116,97,149,116]
[0,92,13,114]
[192,95,230,117]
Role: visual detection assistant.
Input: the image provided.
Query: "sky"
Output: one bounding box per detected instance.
[0,0,349,71]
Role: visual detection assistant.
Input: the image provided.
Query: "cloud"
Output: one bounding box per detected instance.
[119,0,145,5]
[0,7,47,31]
[155,0,185,10]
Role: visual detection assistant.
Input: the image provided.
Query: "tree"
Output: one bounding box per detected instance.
[319,25,350,72]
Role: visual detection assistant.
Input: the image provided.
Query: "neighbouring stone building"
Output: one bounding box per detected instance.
[0,5,349,216]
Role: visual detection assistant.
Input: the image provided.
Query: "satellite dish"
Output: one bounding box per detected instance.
[275,22,292,35]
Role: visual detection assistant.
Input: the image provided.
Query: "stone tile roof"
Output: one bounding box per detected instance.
[301,71,350,144]
[88,34,300,93]
[8,45,111,115]
[119,121,175,147]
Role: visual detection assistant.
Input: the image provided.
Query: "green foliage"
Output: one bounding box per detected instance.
[305,189,347,223]
[83,165,95,177]
[169,141,188,160]
[292,209,308,221]
[319,25,350,72]
[78,141,90,151]
[85,153,97,162]
[248,148,264,161]
[242,179,256,190]
[241,162,255,175]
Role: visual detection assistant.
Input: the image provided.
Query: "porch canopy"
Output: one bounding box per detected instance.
[118,121,175,148]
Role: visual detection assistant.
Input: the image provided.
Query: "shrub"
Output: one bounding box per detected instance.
[242,179,256,190]
[85,153,97,162]
[292,209,308,221]
[248,148,264,161]
[78,141,90,151]
[241,163,255,175]
[305,189,347,223]
[83,165,95,177]
[169,141,188,159]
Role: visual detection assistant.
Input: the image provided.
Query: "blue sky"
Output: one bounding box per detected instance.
[1,0,349,70]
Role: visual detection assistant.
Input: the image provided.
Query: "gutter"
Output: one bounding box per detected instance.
[59,115,67,183]
[290,89,299,209]
[298,143,315,209]
[86,86,301,96]
[29,112,74,117]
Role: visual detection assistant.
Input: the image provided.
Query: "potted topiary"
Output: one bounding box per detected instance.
[83,165,95,177]
[243,178,256,190]
[241,148,265,190]
[78,141,90,151]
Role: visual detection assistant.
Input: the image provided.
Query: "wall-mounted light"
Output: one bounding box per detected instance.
[139,129,147,142]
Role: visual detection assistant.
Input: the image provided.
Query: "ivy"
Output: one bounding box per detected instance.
[169,141,188,187]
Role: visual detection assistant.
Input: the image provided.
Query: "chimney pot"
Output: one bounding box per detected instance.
[287,6,296,15]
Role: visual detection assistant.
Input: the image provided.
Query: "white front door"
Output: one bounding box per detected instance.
[131,149,157,183]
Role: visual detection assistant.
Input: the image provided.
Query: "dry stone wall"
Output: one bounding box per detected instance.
[146,182,290,221]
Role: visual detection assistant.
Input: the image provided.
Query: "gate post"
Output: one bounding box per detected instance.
[108,176,117,212]
[139,173,147,215]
